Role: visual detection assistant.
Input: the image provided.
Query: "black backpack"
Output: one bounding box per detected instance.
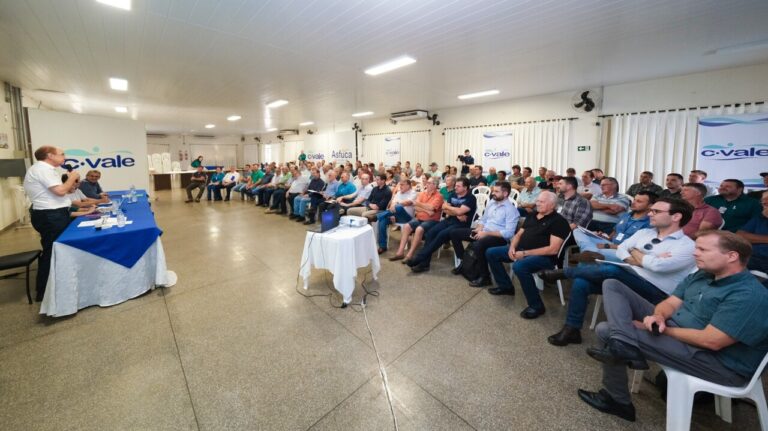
[460,242,483,281]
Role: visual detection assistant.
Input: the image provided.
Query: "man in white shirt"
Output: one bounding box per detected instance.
[23,146,81,302]
[578,170,602,199]
[220,166,241,201]
[376,180,417,253]
[338,173,373,214]
[517,176,541,216]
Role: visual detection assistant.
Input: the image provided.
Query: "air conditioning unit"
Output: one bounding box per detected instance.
[146,133,168,138]
[390,110,428,122]
[279,129,299,136]
[192,134,215,139]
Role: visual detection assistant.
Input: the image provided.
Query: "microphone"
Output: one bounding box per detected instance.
[62,164,74,172]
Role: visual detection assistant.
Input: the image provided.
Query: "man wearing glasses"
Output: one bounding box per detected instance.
[540,197,697,347]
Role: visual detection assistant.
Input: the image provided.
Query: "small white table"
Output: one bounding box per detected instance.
[299,225,381,304]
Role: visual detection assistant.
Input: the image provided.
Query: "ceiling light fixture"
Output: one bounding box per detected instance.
[205,124,216,129]
[299,121,314,126]
[266,127,277,132]
[96,0,131,11]
[364,55,417,76]
[114,106,128,113]
[706,38,768,55]
[227,115,242,121]
[109,77,128,91]
[457,89,500,100]
[266,100,288,108]
[352,111,374,117]
[72,103,82,113]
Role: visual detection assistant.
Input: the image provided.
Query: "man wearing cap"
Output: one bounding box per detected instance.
[747,172,768,200]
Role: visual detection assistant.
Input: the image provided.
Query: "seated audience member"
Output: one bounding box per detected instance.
[281,167,309,216]
[747,172,768,200]
[705,179,762,232]
[428,162,440,179]
[534,167,547,183]
[232,164,251,195]
[485,167,498,185]
[558,176,593,229]
[78,170,108,200]
[392,177,444,261]
[540,197,697,346]
[293,169,326,222]
[565,167,580,185]
[570,191,654,264]
[680,182,723,238]
[625,171,663,197]
[439,175,456,201]
[338,173,373,213]
[185,166,207,203]
[591,168,605,185]
[484,191,570,318]
[467,166,487,189]
[449,181,519,286]
[403,161,413,177]
[240,166,265,200]
[508,165,524,186]
[449,165,458,177]
[441,165,451,181]
[220,166,241,201]
[658,173,684,199]
[258,166,290,207]
[316,171,356,215]
[538,170,557,191]
[266,167,298,214]
[348,174,392,221]
[688,169,718,197]
[578,170,601,199]
[588,177,631,233]
[407,177,476,272]
[578,231,768,423]
[491,170,507,186]
[376,179,417,253]
[61,174,100,214]
[517,176,541,217]
[738,190,768,273]
[246,166,274,201]
[302,170,339,224]
[206,167,225,201]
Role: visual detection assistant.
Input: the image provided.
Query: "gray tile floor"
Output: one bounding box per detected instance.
[0,189,762,430]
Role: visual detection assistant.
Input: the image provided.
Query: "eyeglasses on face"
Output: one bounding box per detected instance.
[648,208,671,215]
[643,238,662,250]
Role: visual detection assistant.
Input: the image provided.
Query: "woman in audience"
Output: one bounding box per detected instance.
[191,156,203,168]
[442,165,451,180]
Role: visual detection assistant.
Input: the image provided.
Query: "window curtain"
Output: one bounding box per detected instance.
[600,103,768,193]
[361,130,431,166]
[444,120,571,172]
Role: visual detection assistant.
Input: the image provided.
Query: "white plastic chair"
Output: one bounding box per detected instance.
[151,153,163,173]
[662,352,768,430]
[171,161,181,172]
[752,270,768,280]
[507,232,571,306]
[508,188,520,203]
[473,185,491,198]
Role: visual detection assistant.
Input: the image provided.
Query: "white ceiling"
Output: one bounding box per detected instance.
[1,0,767,135]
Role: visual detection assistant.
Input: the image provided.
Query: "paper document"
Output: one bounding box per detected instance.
[577,226,610,241]
[77,218,133,228]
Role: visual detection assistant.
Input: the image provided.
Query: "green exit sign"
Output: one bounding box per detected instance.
[577,146,591,152]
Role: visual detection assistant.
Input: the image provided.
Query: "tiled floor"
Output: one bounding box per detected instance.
[0,189,762,430]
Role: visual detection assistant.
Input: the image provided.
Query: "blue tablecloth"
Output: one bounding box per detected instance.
[55,190,163,268]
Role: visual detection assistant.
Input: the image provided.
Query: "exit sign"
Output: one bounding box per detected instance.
[577,145,591,152]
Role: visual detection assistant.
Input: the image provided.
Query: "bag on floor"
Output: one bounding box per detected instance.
[460,242,483,281]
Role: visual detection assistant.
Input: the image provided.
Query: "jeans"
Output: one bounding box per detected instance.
[207,184,222,200]
[410,218,465,266]
[258,187,275,206]
[270,189,287,211]
[286,192,301,214]
[30,208,71,300]
[233,182,247,193]
[294,195,311,217]
[486,246,554,310]
[376,205,413,248]
[449,227,507,277]
[185,181,205,200]
[563,263,669,329]
[573,229,620,262]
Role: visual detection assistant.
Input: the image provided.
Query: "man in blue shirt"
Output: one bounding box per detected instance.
[737,190,768,274]
[315,171,356,220]
[449,181,519,287]
[578,230,768,423]
[78,170,106,199]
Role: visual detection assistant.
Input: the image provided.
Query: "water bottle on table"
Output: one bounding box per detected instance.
[129,184,137,202]
[116,209,127,227]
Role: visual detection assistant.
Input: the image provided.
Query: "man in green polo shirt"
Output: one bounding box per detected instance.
[238,167,265,201]
[577,230,768,422]
[704,178,761,232]
[439,175,455,201]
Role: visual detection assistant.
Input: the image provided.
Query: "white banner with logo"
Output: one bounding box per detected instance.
[482,131,513,172]
[383,136,401,166]
[697,113,768,189]
[28,109,149,192]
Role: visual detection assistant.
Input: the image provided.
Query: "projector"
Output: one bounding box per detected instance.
[340,215,368,228]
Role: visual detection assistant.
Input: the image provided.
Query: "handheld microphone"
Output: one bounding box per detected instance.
[62,164,73,172]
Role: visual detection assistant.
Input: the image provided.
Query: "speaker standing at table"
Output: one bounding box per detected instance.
[23,146,81,302]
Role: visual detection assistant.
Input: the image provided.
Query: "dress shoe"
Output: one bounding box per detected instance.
[488,287,515,296]
[576,251,605,263]
[577,389,635,422]
[537,269,567,283]
[184,199,193,203]
[547,325,582,346]
[401,258,411,265]
[410,264,429,273]
[406,258,420,267]
[296,217,306,223]
[303,220,314,225]
[194,198,200,202]
[377,247,386,255]
[288,214,297,220]
[587,339,649,370]
[451,264,464,275]
[468,277,491,287]
[389,254,405,261]
[265,209,277,214]
[519,306,545,319]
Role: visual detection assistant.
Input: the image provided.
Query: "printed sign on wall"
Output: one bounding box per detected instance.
[697,113,768,189]
[482,131,513,173]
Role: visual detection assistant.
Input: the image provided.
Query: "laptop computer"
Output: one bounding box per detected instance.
[308,204,340,233]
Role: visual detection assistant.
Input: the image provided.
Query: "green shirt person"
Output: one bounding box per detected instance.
[298,151,307,162]
[704,179,762,232]
[191,156,203,168]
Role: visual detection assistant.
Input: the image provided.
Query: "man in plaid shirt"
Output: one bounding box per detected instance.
[558,177,593,229]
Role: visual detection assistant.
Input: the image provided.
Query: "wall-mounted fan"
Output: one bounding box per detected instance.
[572,90,602,113]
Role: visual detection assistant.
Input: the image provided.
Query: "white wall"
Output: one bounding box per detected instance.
[146,134,245,169]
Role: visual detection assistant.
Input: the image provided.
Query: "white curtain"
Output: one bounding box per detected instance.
[444,120,571,172]
[602,103,768,193]
[362,131,431,166]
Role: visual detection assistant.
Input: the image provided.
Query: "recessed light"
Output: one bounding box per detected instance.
[114,106,128,113]
[352,111,374,117]
[266,127,277,132]
[299,121,314,126]
[458,89,499,100]
[205,124,216,129]
[227,115,242,121]
[72,103,82,113]
[109,77,128,91]
[364,55,416,76]
[266,100,288,108]
[96,0,131,11]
